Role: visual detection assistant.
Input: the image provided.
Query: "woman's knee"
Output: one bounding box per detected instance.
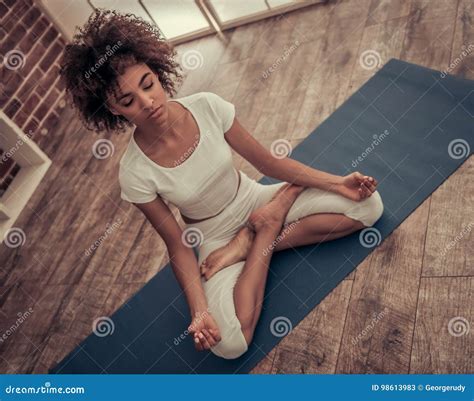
[205,284,250,359]
[360,190,384,227]
[211,329,248,359]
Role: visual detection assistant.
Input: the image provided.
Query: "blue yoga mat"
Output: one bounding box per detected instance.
[51,59,473,374]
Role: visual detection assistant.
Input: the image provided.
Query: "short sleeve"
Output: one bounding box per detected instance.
[118,166,157,204]
[204,92,235,133]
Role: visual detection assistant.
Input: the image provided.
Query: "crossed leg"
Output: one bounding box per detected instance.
[200,184,383,281]
[200,184,384,359]
[232,184,305,344]
[198,183,305,359]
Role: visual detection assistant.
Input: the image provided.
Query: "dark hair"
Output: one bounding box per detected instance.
[59,9,183,132]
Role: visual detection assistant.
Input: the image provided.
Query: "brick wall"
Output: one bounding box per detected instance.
[0,0,67,192]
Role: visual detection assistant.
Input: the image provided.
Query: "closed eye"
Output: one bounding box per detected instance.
[121,81,153,107]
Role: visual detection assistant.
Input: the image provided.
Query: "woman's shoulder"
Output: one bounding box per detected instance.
[118,154,158,204]
[118,143,149,182]
[118,137,137,169]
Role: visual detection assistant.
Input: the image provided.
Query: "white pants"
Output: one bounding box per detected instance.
[186,171,384,359]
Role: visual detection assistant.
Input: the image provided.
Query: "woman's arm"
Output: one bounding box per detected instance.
[134,197,207,315]
[224,118,377,200]
[168,245,208,315]
[133,196,222,350]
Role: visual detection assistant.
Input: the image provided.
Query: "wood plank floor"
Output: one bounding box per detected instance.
[0,0,472,374]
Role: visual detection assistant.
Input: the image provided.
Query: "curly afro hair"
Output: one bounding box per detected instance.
[59,9,183,133]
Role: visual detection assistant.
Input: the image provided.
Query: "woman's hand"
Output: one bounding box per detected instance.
[336,172,378,202]
[188,310,222,351]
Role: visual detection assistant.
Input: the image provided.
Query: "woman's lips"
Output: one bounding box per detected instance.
[148,105,163,119]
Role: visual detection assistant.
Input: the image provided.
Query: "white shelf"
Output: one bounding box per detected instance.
[0,111,52,244]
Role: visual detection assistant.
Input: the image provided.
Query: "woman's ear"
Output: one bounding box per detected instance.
[107,100,121,116]
[106,93,121,116]
[109,106,120,116]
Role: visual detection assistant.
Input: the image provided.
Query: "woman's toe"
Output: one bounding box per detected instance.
[200,262,207,275]
[205,266,216,281]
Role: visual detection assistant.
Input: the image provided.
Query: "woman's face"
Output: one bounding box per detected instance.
[108,63,169,127]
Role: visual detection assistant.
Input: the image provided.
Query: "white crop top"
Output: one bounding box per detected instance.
[118,92,239,219]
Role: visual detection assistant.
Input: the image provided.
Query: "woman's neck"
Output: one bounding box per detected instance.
[134,102,181,147]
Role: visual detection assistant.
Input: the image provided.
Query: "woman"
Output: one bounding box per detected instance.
[60,10,383,360]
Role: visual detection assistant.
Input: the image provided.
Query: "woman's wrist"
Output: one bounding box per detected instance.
[325,175,344,193]
[189,297,209,316]
[331,174,344,186]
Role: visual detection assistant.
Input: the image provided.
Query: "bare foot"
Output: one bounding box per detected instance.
[248,183,305,232]
[200,225,255,281]
[200,183,305,281]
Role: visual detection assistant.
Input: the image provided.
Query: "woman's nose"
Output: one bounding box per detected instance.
[139,95,154,109]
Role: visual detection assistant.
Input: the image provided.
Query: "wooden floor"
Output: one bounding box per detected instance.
[0,0,472,374]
